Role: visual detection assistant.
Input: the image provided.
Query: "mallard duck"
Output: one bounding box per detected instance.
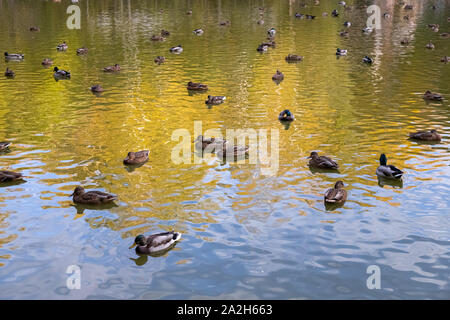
[53,67,71,79]
[186,10,192,15]
[187,81,208,91]
[151,35,165,41]
[133,231,181,254]
[376,154,403,179]
[71,186,117,205]
[362,27,373,33]
[4,52,24,60]
[56,42,68,51]
[428,24,439,32]
[161,29,170,36]
[306,15,316,19]
[285,54,303,61]
[324,181,347,204]
[343,21,351,27]
[331,9,339,17]
[103,64,120,72]
[29,26,40,32]
[257,44,268,52]
[76,47,88,55]
[426,41,435,49]
[261,41,275,48]
[0,170,23,183]
[205,95,226,105]
[441,56,450,63]
[0,142,11,151]
[308,152,339,170]
[216,144,249,159]
[404,4,413,10]
[272,70,284,81]
[338,1,346,5]
[257,19,265,25]
[193,28,204,35]
[4,68,15,77]
[363,56,373,64]
[220,21,231,26]
[42,58,53,66]
[409,129,441,141]
[339,30,349,37]
[295,13,304,19]
[267,28,276,37]
[336,48,347,56]
[401,38,409,45]
[423,90,443,101]
[90,85,104,93]
[154,56,165,64]
[169,45,183,53]
[440,33,450,38]
[278,109,294,121]
[194,135,226,152]
[123,150,149,165]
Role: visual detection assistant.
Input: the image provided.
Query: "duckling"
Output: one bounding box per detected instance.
[285,54,303,62]
[336,48,347,56]
[205,95,226,105]
[267,28,276,37]
[363,56,373,64]
[0,142,11,151]
[376,154,403,180]
[343,21,351,27]
[71,186,117,205]
[423,90,443,101]
[278,110,295,121]
[308,151,339,170]
[123,150,149,165]
[161,29,170,37]
[53,67,71,79]
[56,42,68,51]
[331,9,339,17]
[216,144,249,159]
[90,85,104,93]
[400,38,409,45]
[76,47,88,55]
[362,27,373,33]
[194,135,226,152]
[29,26,40,32]
[193,28,204,35]
[272,70,284,81]
[295,13,305,19]
[441,56,450,63]
[426,41,435,49]
[0,170,23,183]
[4,68,15,77]
[41,58,53,66]
[187,81,208,91]
[169,45,183,53]
[154,56,165,64]
[324,181,347,204]
[408,129,441,141]
[220,21,231,26]
[151,35,165,41]
[4,52,24,61]
[404,4,413,10]
[133,232,181,254]
[103,64,120,72]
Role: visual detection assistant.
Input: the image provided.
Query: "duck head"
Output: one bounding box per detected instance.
[4,52,8,56]
[134,235,147,246]
[308,151,319,159]
[53,67,59,72]
[334,181,345,189]
[126,152,136,160]
[70,186,85,197]
[379,153,387,166]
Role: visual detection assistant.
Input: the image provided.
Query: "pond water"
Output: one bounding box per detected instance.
[0,0,449,299]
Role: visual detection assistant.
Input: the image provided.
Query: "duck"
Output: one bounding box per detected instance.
[308,152,339,170]
[331,9,339,17]
[295,13,305,19]
[257,44,269,52]
[362,27,373,33]
[187,81,208,91]
[267,28,276,37]
[408,129,441,141]
[53,67,71,79]
[193,28,204,35]
[29,26,40,32]
[0,142,11,151]
[339,30,349,37]
[324,181,347,204]
[216,144,249,159]
[343,21,351,27]
[154,56,165,64]
[151,35,165,41]
[103,64,120,72]
[0,170,24,183]
[205,95,226,105]
[428,24,439,32]
[161,29,170,36]
[76,47,88,55]
[336,48,347,56]
[123,150,149,165]
[220,21,231,26]
[376,154,403,180]
[285,54,303,61]
[132,231,181,254]
[272,70,284,81]
[71,186,117,205]
[423,90,443,101]
[440,33,450,38]
[169,45,183,53]
[186,10,193,15]
[441,56,450,63]
[363,56,373,64]
[4,68,15,77]
[56,42,68,51]
[404,4,413,10]
[338,1,346,5]
[90,85,104,93]
[306,14,316,19]
[41,58,53,66]
[4,52,24,60]
[194,135,226,152]
[426,41,435,49]
[278,109,295,121]
[400,38,409,45]
[383,12,391,18]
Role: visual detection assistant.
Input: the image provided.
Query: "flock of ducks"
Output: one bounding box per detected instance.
[1,1,448,254]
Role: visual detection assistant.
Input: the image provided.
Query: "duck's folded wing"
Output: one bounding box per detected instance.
[83,191,117,202]
[388,165,403,176]
[148,232,178,247]
[319,157,338,168]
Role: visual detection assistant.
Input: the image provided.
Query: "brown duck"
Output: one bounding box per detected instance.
[324,181,347,204]
[0,142,11,151]
[423,90,443,101]
[194,135,226,152]
[103,64,120,72]
[272,70,284,81]
[123,150,149,165]
[71,186,117,205]
[285,54,303,61]
[154,56,165,64]
[409,129,441,141]
[308,151,339,170]
[187,81,208,91]
[0,170,23,183]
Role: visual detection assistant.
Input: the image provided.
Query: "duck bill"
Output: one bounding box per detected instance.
[129,243,137,249]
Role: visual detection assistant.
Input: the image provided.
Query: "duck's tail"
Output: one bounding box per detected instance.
[173,232,182,241]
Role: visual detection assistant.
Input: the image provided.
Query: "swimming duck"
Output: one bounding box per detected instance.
[331,9,339,17]
[56,42,68,51]
[161,29,170,36]
[308,152,339,170]
[409,129,441,141]
[440,33,450,38]
[336,48,347,56]
[123,150,149,165]
[363,56,373,64]
[428,24,439,32]
[133,231,181,254]
[169,45,183,53]
[29,26,40,32]
[76,47,88,55]
[220,21,231,26]
[216,144,249,159]
[423,90,443,101]
[441,56,450,63]
[187,81,208,91]
[193,29,204,35]
[154,56,165,64]
[338,1,346,5]
[339,30,349,37]
[285,54,303,61]
[376,154,403,180]
[272,70,284,81]
[42,58,53,66]
[151,35,165,41]
[4,68,15,77]
[71,186,117,205]
[205,95,226,105]
[426,41,435,49]
[278,110,295,121]
[53,67,71,79]
[400,38,409,45]
[0,142,11,151]
[90,85,104,93]
[267,28,276,37]
[187,10,192,15]
[0,170,23,183]
[306,15,316,19]
[404,4,413,10]
[194,135,227,152]
[343,21,351,27]
[257,44,268,52]
[103,64,120,72]
[383,12,391,18]
[324,181,347,204]
[362,27,373,33]
[4,52,24,60]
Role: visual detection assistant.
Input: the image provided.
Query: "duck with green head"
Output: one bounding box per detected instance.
[132,231,181,254]
[376,154,403,179]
